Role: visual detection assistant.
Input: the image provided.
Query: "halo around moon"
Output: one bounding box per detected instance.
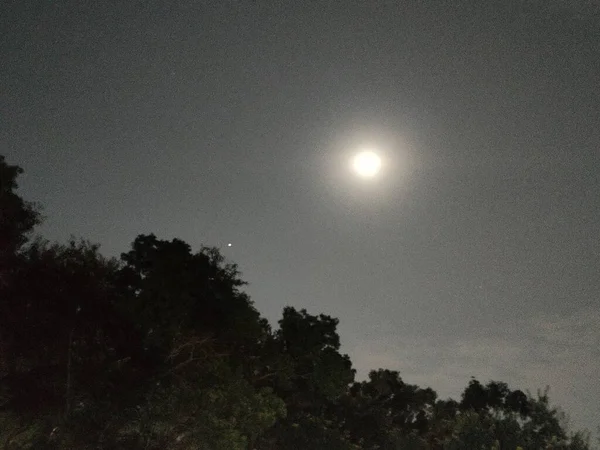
[352,151,382,178]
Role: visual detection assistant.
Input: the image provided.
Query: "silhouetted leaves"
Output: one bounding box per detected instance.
[0,154,594,449]
[0,156,40,261]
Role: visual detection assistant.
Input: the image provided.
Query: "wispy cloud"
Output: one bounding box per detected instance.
[349,306,600,434]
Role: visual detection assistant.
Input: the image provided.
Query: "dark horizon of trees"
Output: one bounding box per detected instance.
[0,154,596,449]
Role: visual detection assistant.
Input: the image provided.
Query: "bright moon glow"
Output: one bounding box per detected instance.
[352,151,382,177]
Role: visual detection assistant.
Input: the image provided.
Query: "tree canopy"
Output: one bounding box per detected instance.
[0,154,595,449]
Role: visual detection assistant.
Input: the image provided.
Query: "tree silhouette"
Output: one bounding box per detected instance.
[0,154,595,449]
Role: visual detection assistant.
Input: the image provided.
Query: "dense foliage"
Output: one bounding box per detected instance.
[0,155,595,449]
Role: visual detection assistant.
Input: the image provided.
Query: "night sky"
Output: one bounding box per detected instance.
[2,0,599,434]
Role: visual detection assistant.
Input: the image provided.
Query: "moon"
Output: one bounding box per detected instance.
[352,151,382,178]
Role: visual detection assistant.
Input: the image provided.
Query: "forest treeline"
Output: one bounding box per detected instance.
[0,154,595,449]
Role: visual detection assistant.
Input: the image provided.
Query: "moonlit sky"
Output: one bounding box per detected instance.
[2,0,599,434]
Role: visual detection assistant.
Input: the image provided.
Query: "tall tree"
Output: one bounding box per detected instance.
[0,155,40,282]
[118,234,266,355]
[256,307,356,449]
[0,156,39,251]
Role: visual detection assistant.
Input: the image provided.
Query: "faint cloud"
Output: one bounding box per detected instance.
[349,306,600,434]
[532,307,600,349]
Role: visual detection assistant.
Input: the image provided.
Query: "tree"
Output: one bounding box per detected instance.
[114,342,285,450]
[337,369,436,449]
[439,379,592,450]
[255,307,356,449]
[1,154,595,450]
[118,234,266,355]
[0,237,144,448]
[0,156,40,267]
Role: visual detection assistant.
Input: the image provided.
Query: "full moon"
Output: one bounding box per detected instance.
[352,151,382,178]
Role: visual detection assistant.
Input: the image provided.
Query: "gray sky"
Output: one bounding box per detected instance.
[2,0,599,435]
